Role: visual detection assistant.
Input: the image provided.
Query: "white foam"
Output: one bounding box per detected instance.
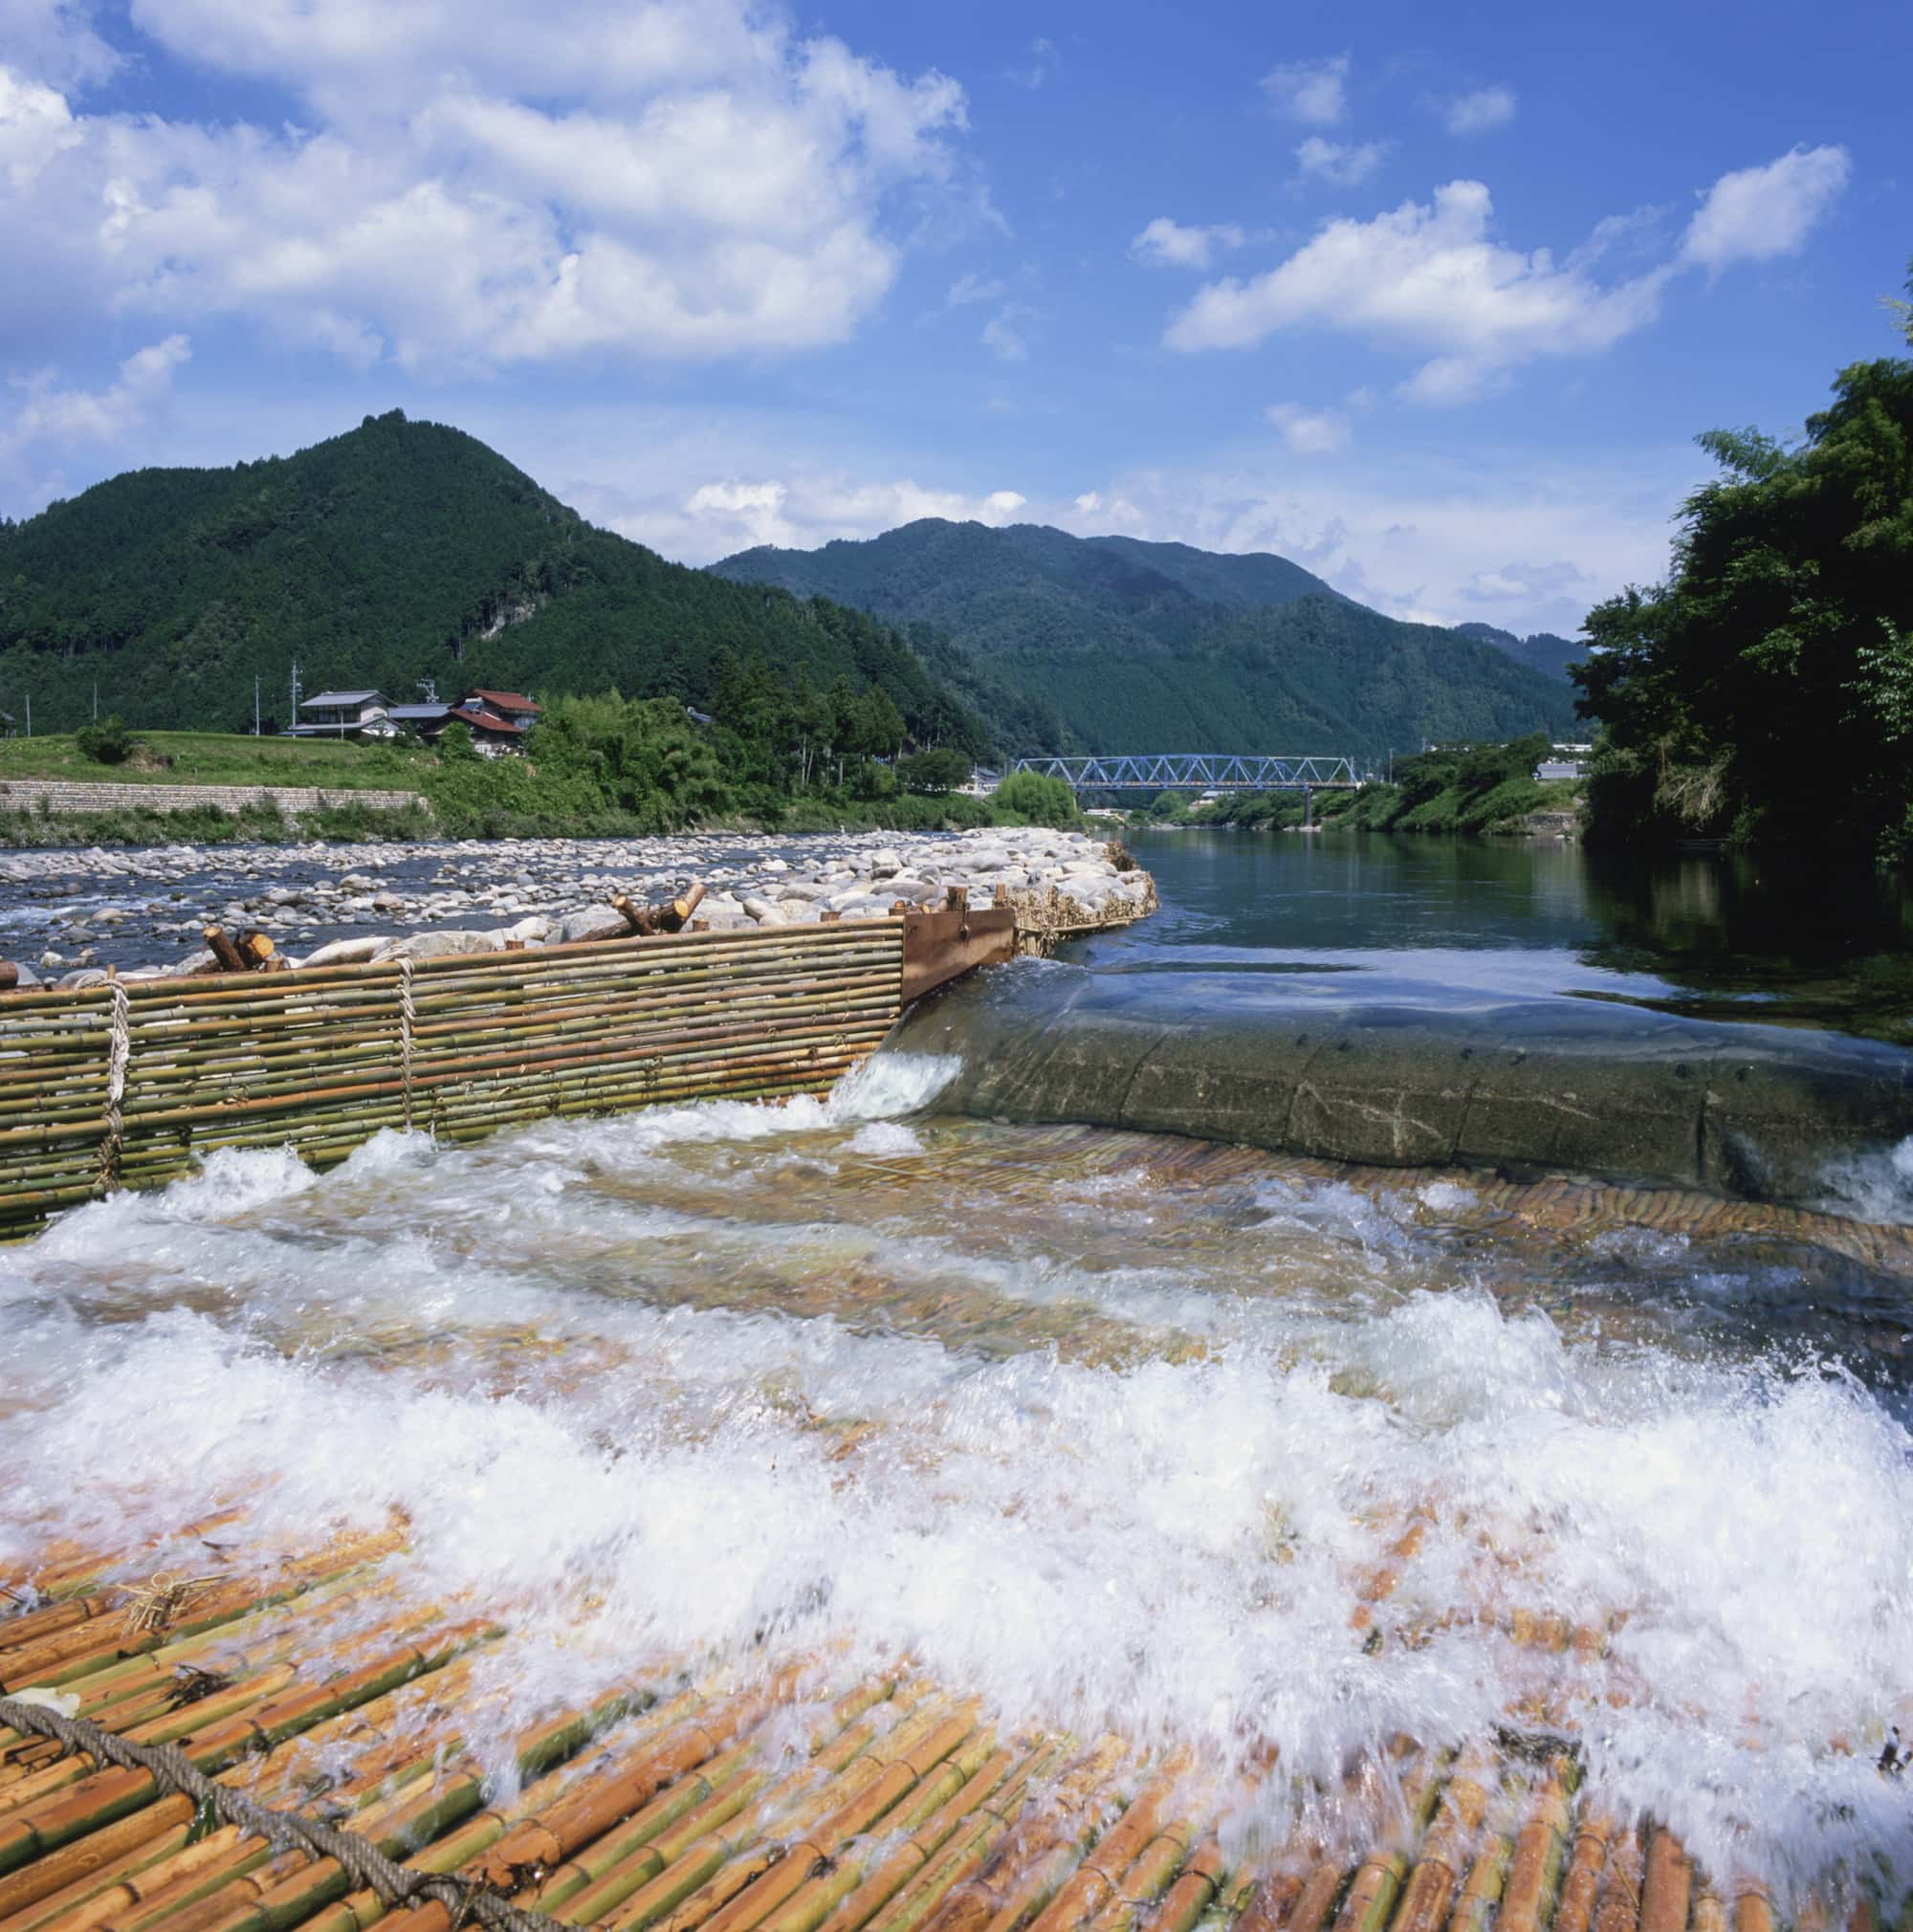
[5,1088,1912,1892]
[848,1121,925,1156]
[1819,1132,1913,1225]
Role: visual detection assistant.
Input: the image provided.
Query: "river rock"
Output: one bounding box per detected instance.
[560,906,628,944]
[299,936,385,968]
[370,929,504,963]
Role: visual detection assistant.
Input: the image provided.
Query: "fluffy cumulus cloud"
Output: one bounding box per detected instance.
[0,0,974,371]
[1680,143,1851,274]
[1293,138,1388,187]
[3,333,188,452]
[1260,55,1349,127]
[647,472,1031,557]
[1130,217,1248,271]
[1266,403,1350,454]
[1443,87,1516,135]
[1165,180,1669,402]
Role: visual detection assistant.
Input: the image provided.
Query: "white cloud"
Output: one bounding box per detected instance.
[660,472,1032,555]
[1130,217,1247,271]
[945,271,1006,307]
[3,334,189,452]
[1293,137,1388,187]
[1267,403,1350,454]
[1680,143,1851,274]
[1073,491,1103,513]
[1165,180,1670,403]
[1037,444,1702,639]
[981,304,1043,361]
[4,0,121,90]
[1460,560,1590,604]
[1004,37,1057,91]
[1260,55,1348,127]
[1443,87,1515,135]
[0,1,976,371]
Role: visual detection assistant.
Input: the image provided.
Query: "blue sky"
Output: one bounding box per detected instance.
[1,0,1906,638]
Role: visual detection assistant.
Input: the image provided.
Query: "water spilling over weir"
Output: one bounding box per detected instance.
[7,837,1913,1928]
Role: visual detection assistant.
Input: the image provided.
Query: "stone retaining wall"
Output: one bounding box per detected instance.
[0,777,429,817]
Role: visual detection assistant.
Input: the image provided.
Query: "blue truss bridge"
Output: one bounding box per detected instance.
[1005,753,1360,793]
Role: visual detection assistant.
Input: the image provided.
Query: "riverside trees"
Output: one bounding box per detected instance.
[1574,263,1913,859]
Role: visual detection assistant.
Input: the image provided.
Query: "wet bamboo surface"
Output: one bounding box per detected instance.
[0,923,908,1240]
[0,1524,1859,1932]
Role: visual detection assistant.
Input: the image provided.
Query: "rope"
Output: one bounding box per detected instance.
[99,979,131,1186]
[399,958,416,1131]
[0,1694,562,1932]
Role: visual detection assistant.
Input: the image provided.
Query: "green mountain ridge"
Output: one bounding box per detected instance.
[1453,622,1583,684]
[0,410,992,752]
[713,519,1579,758]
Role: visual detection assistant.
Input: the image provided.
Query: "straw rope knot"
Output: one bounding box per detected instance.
[398,957,416,1131]
[0,1695,564,1932]
[99,978,131,1187]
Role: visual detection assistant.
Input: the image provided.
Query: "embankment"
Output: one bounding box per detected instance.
[892,961,1913,1209]
[0,776,428,816]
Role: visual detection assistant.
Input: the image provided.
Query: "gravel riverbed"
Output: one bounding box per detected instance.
[0,826,1152,986]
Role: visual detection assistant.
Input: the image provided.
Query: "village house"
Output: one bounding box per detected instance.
[282,688,539,756]
[285,690,395,739]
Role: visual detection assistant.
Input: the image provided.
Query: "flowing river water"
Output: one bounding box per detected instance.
[5,831,1913,1900]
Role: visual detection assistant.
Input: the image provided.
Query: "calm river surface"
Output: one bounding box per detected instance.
[5,830,1912,1893]
[1102,827,1913,1044]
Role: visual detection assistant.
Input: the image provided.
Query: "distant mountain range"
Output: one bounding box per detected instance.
[1454,623,1584,684]
[0,414,1582,760]
[0,412,989,747]
[714,519,1579,757]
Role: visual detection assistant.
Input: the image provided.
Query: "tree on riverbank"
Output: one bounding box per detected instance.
[1573,262,1913,859]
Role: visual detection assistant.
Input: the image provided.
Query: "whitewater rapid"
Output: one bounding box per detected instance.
[4,1051,1912,1895]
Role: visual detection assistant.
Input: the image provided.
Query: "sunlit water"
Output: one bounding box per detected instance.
[7,833,1913,1895]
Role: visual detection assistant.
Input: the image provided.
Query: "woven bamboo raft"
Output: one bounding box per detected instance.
[0,1522,1841,1932]
[0,907,1013,1242]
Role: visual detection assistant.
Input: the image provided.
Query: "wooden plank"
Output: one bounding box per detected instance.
[900,907,1015,1006]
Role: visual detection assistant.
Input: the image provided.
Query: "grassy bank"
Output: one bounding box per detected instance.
[0,730,428,790]
[0,736,1088,847]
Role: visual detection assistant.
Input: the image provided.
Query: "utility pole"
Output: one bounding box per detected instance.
[289,660,301,737]
[92,683,98,722]
[23,694,29,738]
[254,676,261,736]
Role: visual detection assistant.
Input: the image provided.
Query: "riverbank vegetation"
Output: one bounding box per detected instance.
[0,692,1088,845]
[1573,262,1913,862]
[1136,734,1576,836]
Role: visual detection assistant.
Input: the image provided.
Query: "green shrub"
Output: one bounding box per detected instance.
[991,770,1081,828]
[75,715,136,764]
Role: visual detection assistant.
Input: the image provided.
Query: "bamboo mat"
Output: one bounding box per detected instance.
[0,1521,1855,1932]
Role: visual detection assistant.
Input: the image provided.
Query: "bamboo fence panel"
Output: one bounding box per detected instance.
[0,923,908,1240]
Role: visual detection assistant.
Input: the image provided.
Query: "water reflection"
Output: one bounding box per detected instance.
[1097,829,1913,1043]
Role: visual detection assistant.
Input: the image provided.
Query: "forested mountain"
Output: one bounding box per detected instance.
[1454,623,1583,683]
[0,412,994,751]
[715,520,1578,758]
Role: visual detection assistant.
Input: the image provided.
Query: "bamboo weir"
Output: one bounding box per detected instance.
[0,1512,1845,1932]
[0,901,1015,1242]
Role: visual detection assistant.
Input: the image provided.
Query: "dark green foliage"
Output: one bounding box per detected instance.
[0,410,991,761]
[1575,277,1913,859]
[74,714,135,764]
[1196,734,1555,835]
[713,518,1579,757]
[900,747,972,793]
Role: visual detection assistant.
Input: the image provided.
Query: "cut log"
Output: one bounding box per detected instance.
[610,894,660,937]
[203,926,250,974]
[0,962,17,992]
[240,931,276,967]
